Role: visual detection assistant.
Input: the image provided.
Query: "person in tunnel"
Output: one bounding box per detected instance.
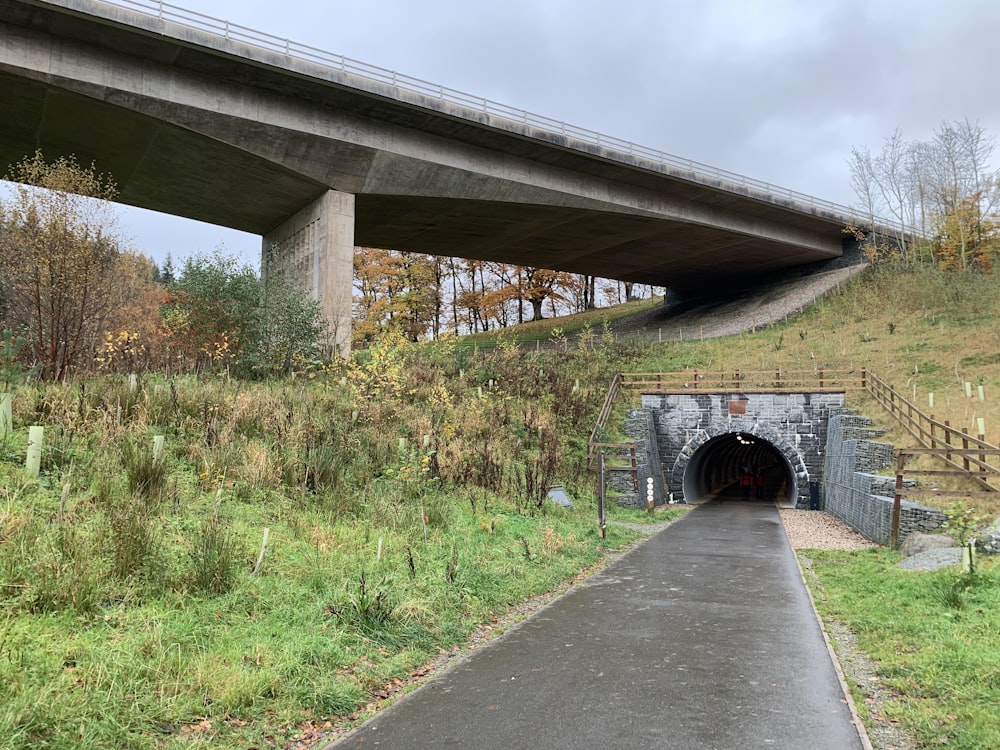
[740,464,753,500]
[755,465,765,500]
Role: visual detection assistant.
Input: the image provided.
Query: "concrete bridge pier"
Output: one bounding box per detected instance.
[262,190,355,358]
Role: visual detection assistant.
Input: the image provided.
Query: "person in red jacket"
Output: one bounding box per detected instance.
[740,465,753,500]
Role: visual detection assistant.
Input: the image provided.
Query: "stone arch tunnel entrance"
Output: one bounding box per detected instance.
[630,391,844,509]
[681,432,797,506]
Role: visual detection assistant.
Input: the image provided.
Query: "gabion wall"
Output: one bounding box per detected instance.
[822,413,945,544]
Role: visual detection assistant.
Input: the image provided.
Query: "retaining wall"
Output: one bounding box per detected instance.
[822,413,945,544]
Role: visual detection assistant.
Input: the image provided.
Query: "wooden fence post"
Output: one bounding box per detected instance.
[890,451,905,549]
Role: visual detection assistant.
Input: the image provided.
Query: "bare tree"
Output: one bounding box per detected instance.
[0,152,143,379]
[849,121,1000,269]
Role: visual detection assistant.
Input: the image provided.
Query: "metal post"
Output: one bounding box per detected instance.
[597,452,607,539]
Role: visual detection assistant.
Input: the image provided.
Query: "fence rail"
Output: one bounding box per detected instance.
[891,448,1000,547]
[620,368,864,393]
[867,371,999,492]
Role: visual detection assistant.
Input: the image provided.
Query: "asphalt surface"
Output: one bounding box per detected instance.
[328,496,867,749]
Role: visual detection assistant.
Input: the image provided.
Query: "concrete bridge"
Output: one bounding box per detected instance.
[1,0,873,351]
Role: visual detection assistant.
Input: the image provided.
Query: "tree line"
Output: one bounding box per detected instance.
[353,247,657,344]
[850,118,1000,270]
[0,151,656,379]
[0,152,326,380]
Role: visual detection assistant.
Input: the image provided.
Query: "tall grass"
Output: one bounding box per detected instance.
[0,333,644,748]
[1,263,997,746]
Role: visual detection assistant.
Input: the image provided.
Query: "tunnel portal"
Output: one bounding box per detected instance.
[631,391,844,509]
[682,432,797,505]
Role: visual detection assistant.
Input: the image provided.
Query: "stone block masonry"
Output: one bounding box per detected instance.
[640,391,844,507]
[822,414,945,544]
[607,409,666,507]
[605,390,944,544]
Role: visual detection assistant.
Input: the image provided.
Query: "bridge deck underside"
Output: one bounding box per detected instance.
[0,1,849,291]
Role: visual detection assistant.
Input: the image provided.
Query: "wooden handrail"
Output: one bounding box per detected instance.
[619,368,862,393]
[587,366,1000,503]
[866,371,998,492]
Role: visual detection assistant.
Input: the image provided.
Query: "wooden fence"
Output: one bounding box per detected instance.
[589,367,1000,528]
[890,448,1000,547]
[867,371,998,493]
[620,367,865,393]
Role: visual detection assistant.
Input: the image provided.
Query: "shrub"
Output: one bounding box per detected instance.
[188,513,239,595]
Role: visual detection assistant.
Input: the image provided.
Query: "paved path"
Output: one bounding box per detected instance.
[329,498,867,749]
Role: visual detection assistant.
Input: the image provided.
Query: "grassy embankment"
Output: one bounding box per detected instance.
[468,262,1000,749]
[2,263,1000,748]
[0,328,676,749]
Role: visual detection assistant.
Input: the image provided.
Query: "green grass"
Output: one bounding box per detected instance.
[4,262,1000,747]
[804,550,1000,749]
[456,296,662,347]
[0,484,638,749]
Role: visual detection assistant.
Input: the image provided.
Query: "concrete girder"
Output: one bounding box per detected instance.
[0,0,859,344]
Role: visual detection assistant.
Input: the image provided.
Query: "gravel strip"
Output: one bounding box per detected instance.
[779,508,879,551]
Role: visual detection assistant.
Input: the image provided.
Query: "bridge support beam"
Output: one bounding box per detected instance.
[263,190,354,358]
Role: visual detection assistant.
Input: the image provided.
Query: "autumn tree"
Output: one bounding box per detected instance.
[849,120,1000,269]
[0,151,151,379]
[520,267,576,320]
[352,247,441,344]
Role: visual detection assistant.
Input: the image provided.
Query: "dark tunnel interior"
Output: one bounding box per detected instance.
[681,432,796,505]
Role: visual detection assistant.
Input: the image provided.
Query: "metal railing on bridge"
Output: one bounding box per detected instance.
[93,0,904,234]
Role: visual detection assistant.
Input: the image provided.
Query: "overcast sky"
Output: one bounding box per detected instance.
[9,0,1000,268]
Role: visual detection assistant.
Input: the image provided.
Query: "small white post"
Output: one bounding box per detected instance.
[152,435,165,462]
[977,417,986,436]
[646,477,655,514]
[929,392,934,409]
[26,425,44,477]
[978,385,985,402]
[0,392,10,434]
[251,527,270,575]
[965,382,973,398]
